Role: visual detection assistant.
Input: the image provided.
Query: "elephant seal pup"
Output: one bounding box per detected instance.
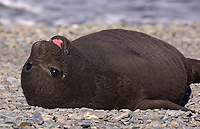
[21,29,200,111]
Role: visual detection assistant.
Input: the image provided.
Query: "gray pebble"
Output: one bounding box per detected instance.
[6,76,19,84]
[14,104,31,110]
[19,121,32,128]
[32,111,44,125]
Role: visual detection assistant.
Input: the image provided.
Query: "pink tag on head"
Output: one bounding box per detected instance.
[52,39,63,49]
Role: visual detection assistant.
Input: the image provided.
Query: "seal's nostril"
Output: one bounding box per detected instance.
[32,41,48,58]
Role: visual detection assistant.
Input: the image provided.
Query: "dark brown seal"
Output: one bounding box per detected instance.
[21,29,200,111]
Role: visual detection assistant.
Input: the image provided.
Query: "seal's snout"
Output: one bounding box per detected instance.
[31,41,48,58]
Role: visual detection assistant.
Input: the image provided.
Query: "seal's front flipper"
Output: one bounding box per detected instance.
[135,99,191,112]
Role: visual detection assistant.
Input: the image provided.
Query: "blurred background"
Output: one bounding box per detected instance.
[0,0,200,26]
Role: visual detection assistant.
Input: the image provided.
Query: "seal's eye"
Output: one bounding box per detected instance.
[26,63,32,71]
[50,68,60,77]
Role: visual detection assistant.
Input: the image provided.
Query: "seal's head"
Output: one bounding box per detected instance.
[21,36,70,108]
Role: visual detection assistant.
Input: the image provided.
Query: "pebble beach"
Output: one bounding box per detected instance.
[0,23,200,128]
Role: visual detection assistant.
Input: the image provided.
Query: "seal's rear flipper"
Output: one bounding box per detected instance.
[135,99,194,112]
[179,85,191,107]
[187,58,200,83]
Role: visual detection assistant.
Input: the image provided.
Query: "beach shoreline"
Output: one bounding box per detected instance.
[0,23,200,128]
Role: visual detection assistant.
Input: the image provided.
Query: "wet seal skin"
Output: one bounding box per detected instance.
[21,29,200,112]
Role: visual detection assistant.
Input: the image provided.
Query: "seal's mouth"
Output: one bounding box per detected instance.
[35,58,44,62]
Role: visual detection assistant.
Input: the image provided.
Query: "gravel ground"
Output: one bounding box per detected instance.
[0,23,200,128]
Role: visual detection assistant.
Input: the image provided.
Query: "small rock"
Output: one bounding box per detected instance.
[14,104,31,110]
[80,122,91,128]
[146,119,152,124]
[32,111,44,125]
[7,76,19,84]
[166,109,178,116]
[134,109,141,113]
[83,111,99,119]
[195,115,200,121]
[19,121,32,128]
[146,120,165,127]
[171,120,179,127]
[183,111,193,117]
[111,112,129,121]
[131,124,142,128]
[69,126,83,129]
[68,113,85,120]
[81,107,94,112]
[41,114,53,121]
[119,109,131,112]
[0,123,14,128]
